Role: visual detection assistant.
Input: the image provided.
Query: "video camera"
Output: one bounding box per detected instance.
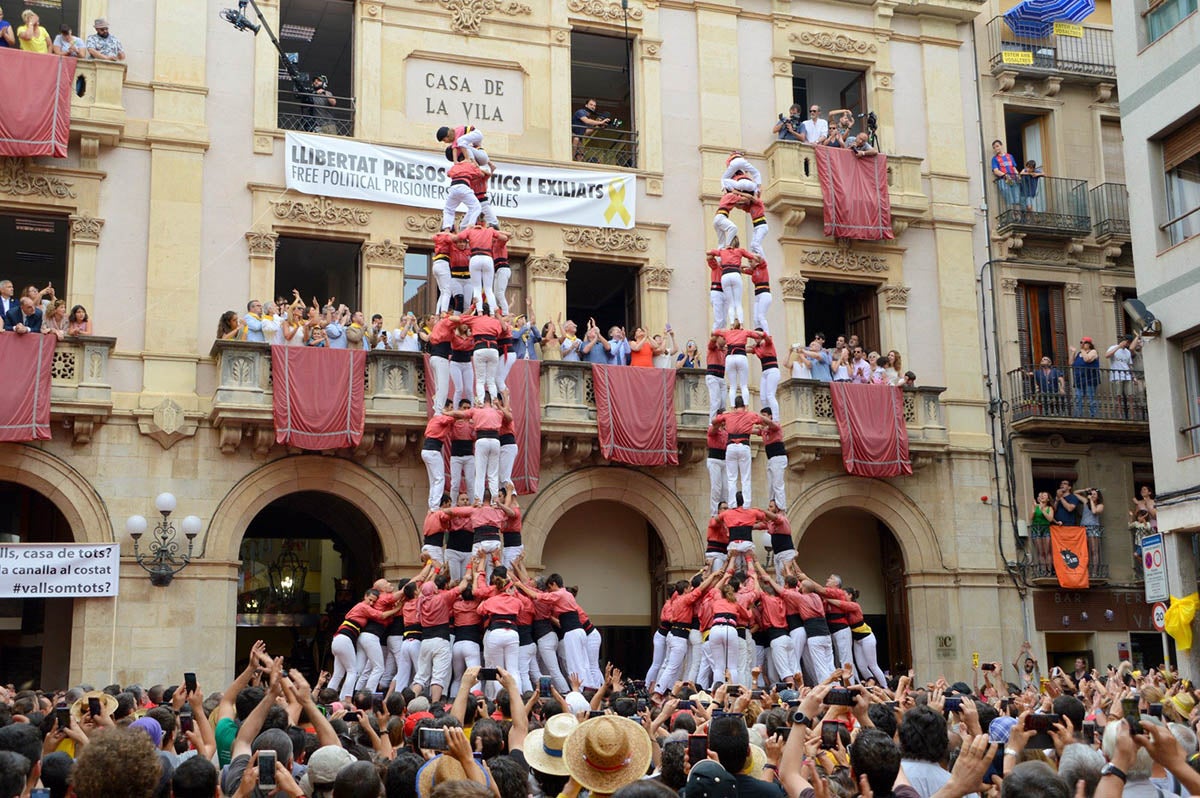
[857,110,879,131]
[220,0,260,33]
[596,111,624,128]
[779,110,805,131]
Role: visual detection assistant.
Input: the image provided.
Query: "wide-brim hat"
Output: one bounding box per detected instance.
[524,713,578,776]
[563,715,653,794]
[70,691,118,722]
[417,754,489,798]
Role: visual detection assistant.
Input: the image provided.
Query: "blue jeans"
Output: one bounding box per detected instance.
[1074,383,1097,417]
[998,178,1021,206]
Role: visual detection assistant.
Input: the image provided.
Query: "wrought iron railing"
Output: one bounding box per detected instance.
[985,17,1116,79]
[573,127,639,169]
[1007,365,1147,423]
[277,92,356,138]
[1090,183,1130,240]
[1028,524,1108,581]
[990,174,1091,237]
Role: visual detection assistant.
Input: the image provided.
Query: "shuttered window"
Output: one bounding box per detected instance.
[1101,120,1126,184]
[1164,117,1200,173]
[1017,283,1068,366]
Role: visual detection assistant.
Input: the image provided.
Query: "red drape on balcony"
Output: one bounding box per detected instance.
[272,345,366,450]
[506,359,541,494]
[592,364,678,466]
[814,146,894,241]
[829,383,911,477]
[0,334,56,442]
[0,49,76,158]
[1050,526,1090,589]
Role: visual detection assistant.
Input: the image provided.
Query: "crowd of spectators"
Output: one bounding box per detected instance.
[3,638,1200,798]
[0,280,92,337]
[0,12,124,60]
[773,105,877,157]
[1022,333,1145,420]
[781,332,913,387]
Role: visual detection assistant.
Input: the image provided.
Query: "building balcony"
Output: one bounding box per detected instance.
[70,59,127,146]
[49,336,116,444]
[1028,525,1109,584]
[277,92,357,138]
[1006,366,1148,437]
[1089,182,1130,244]
[990,175,1091,240]
[984,17,1116,82]
[762,141,929,237]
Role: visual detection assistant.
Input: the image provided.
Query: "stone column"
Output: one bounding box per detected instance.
[871,0,899,153]
[640,36,664,174]
[252,0,280,153]
[548,27,573,162]
[244,229,278,305]
[68,214,104,316]
[356,2,383,140]
[1064,282,1082,341]
[877,284,910,358]
[779,275,808,349]
[527,254,570,323]
[361,239,407,325]
[695,5,742,150]
[640,263,673,334]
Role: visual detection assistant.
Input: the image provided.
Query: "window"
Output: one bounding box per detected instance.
[1163,119,1200,245]
[5,1,82,49]
[1114,288,1139,339]
[1183,342,1200,456]
[275,0,355,136]
[1101,119,1126,184]
[566,260,638,333]
[789,63,868,131]
[1003,108,1051,173]
[402,250,525,321]
[571,31,637,167]
[273,236,360,313]
[803,280,881,353]
[0,213,69,301]
[1016,283,1068,366]
[1146,0,1197,43]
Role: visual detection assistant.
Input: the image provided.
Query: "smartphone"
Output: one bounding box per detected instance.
[257,750,277,789]
[726,686,742,698]
[1122,698,1143,735]
[1082,721,1096,744]
[1149,702,1163,719]
[751,690,764,700]
[636,699,647,712]
[981,663,996,672]
[478,668,498,681]
[678,700,693,711]
[884,701,899,711]
[184,672,197,695]
[688,734,708,764]
[317,704,329,717]
[539,676,552,698]
[179,708,194,735]
[774,683,788,693]
[1023,713,1063,732]
[944,697,963,713]
[344,711,360,722]
[418,727,449,751]
[825,688,855,707]
[999,698,1010,711]
[88,697,101,717]
[588,710,604,718]
[30,790,50,798]
[820,721,840,750]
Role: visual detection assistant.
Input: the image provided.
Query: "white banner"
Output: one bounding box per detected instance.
[0,543,119,598]
[284,132,636,229]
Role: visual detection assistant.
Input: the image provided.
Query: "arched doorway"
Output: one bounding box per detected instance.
[797,508,912,674]
[0,481,74,688]
[235,491,382,679]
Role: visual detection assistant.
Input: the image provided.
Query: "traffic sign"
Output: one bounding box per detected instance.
[1153,602,1167,632]
[1143,533,1169,603]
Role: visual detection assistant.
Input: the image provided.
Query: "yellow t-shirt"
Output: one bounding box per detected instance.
[18,25,51,53]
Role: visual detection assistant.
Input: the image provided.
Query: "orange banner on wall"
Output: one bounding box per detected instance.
[1051,526,1090,589]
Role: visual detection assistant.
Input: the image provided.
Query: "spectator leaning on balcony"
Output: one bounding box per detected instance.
[17,10,51,53]
[991,140,1021,207]
[1020,160,1045,211]
[772,104,804,141]
[1106,332,1140,417]
[572,98,610,161]
[849,132,878,158]
[86,18,125,62]
[53,24,86,57]
[1054,479,1080,525]
[3,297,43,334]
[1070,337,1100,417]
[1029,355,1064,415]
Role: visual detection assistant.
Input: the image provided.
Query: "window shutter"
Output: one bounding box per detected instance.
[1163,118,1200,172]
[1016,285,1033,367]
[1050,286,1068,365]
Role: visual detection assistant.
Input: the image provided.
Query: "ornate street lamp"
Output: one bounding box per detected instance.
[125,493,202,587]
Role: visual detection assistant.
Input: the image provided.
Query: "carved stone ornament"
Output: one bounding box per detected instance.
[1020,246,1066,263]
[501,221,535,241]
[415,0,533,35]
[779,275,808,300]
[0,158,76,199]
[271,196,372,227]
[1000,277,1019,294]
[881,285,911,308]
[1065,282,1082,297]
[362,239,407,264]
[567,0,643,22]
[136,397,200,450]
[789,31,877,55]
[245,229,279,255]
[1094,83,1114,104]
[1099,285,1118,299]
[404,214,443,233]
[799,248,888,273]
[562,227,650,252]
[642,265,672,289]
[527,254,571,279]
[70,214,104,242]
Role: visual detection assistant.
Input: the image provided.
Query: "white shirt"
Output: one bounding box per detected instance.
[397,330,421,352]
[800,118,828,143]
[1107,345,1133,380]
[721,157,761,189]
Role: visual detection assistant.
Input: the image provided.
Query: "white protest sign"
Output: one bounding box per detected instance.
[0,543,120,598]
[284,131,637,229]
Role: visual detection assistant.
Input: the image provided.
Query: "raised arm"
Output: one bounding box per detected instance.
[218,640,267,722]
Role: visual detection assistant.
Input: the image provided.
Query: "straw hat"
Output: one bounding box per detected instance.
[563,715,652,794]
[70,691,118,723]
[416,754,489,798]
[523,713,578,776]
[742,744,767,779]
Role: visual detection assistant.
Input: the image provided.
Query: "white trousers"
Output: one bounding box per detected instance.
[469,255,496,309]
[710,290,726,332]
[854,634,889,686]
[430,355,452,413]
[766,634,794,686]
[562,628,591,687]
[766,453,787,509]
[330,634,359,697]
[706,375,726,421]
[832,627,859,681]
[753,292,772,335]
[725,442,752,505]
[774,548,797,583]
[725,354,750,407]
[760,366,780,420]
[789,628,808,678]
[721,272,744,326]
[381,635,401,688]
[494,266,511,315]
[586,629,604,689]
[450,454,475,502]
[685,629,704,683]
[705,551,728,573]
[645,631,667,688]
[804,634,837,684]
[479,199,498,227]
[698,638,715,689]
[392,637,421,690]
[496,351,517,396]
[355,632,386,692]
[483,628,521,697]
[450,639,481,697]
[537,631,570,693]
[502,545,524,569]
[443,184,481,230]
[449,361,473,406]
[739,631,754,688]
[654,634,689,695]
[473,437,501,499]
[707,457,728,515]
[519,642,542,694]
[713,212,737,248]
[434,261,454,314]
[416,636,452,690]
[454,130,487,167]
[472,348,500,402]
[499,443,518,488]
[750,221,769,259]
[445,549,472,582]
[423,449,446,510]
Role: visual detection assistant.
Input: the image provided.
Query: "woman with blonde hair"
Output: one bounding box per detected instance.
[884,350,904,385]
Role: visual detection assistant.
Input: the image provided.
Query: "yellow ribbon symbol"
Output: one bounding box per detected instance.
[604,179,631,227]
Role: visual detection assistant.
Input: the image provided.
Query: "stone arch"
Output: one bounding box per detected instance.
[789,476,947,574]
[521,467,704,571]
[0,445,111,544]
[203,455,419,564]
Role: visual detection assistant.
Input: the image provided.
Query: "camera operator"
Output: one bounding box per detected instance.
[572,98,609,161]
[772,104,804,142]
[310,75,338,135]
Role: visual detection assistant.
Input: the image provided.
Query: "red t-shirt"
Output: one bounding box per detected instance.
[459,226,497,253]
[720,507,766,540]
[423,415,456,442]
[467,406,504,431]
[715,411,758,442]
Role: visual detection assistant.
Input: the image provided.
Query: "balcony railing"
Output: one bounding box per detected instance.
[574,127,639,169]
[777,379,949,449]
[990,175,1091,238]
[1090,183,1130,241]
[985,16,1116,80]
[1028,525,1108,582]
[1007,366,1147,425]
[69,59,126,146]
[49,335,116,444]
[278,92,356,138]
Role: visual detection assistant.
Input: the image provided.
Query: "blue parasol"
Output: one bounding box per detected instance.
[1004,0,1096,39]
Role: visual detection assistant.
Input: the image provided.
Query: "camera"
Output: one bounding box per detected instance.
[220,1,260,34]
[596,111,624,128]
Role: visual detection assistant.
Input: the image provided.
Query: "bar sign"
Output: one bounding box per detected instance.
[1053,22,1084,37]
[1002,51,1035,65]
